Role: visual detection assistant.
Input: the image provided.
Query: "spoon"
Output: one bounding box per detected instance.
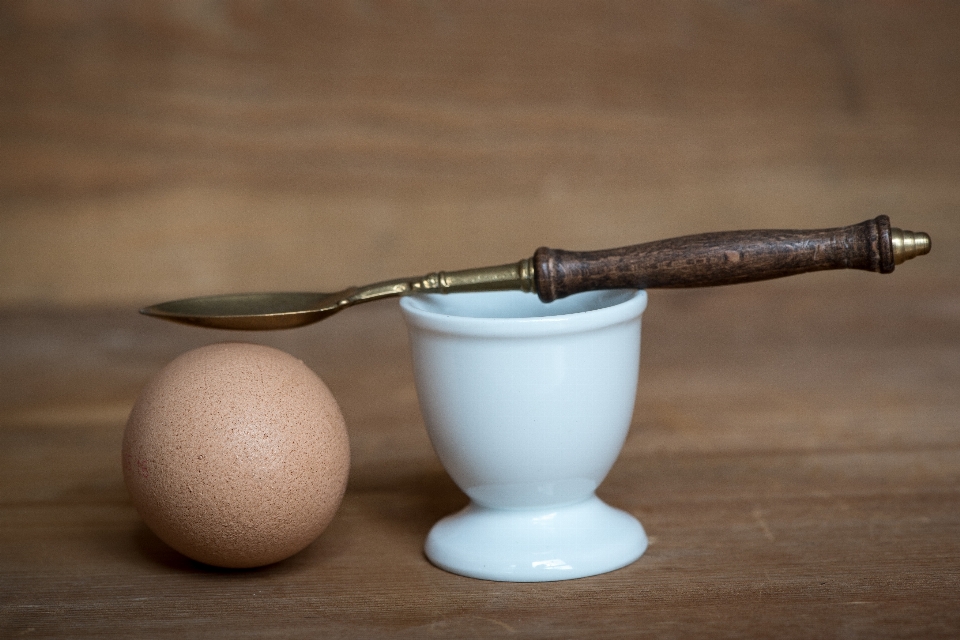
[141,215,930,331]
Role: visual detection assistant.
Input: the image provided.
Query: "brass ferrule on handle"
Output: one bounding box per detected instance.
[345,258,537,306]
[411,258,537,295]
[890,227,932,265]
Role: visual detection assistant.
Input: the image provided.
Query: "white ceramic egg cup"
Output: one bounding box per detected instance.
[400,289,648,582]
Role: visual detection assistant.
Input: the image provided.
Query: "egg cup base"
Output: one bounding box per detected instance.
[424,495,647,582]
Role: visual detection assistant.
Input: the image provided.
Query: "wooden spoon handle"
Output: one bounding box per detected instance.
[534,216,897,302]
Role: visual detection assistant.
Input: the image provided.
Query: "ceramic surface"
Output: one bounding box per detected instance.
[400,289,648,582]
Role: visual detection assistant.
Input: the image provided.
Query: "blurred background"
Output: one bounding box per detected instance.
[2,4,959,634]
[0,0,956,308]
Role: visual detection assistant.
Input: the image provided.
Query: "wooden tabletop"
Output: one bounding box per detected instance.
[2,273,958,638]
[2,1,959,636]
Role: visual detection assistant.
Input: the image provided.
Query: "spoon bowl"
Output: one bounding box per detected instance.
[141,291,352,330]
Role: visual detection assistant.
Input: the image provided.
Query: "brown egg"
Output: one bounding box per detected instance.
[122,342,349,568]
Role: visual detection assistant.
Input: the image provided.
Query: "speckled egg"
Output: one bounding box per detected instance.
[122,342,349,568]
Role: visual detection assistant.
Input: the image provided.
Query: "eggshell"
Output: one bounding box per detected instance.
[122,342,349,568]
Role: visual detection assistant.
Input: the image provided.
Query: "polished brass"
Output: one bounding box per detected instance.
[890,227,932,265]
[140,259,536,331]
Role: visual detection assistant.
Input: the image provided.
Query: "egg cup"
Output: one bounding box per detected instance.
[400,289,648,582]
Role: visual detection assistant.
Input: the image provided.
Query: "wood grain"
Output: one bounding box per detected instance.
[534,216,895,301]
[0,2,958,637]
[1,276,959,637]
[0,1,957,306]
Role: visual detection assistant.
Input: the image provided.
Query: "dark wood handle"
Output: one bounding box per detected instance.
[534,216,895,302]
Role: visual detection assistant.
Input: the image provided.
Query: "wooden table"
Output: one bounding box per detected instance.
[2,1,959,636]
[2,273,958,638]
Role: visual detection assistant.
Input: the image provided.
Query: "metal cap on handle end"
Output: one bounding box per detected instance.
[890,228,932,265]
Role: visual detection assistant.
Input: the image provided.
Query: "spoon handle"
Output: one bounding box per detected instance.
[534,216,931,302]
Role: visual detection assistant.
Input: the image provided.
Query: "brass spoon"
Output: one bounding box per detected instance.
[141,216,930,331]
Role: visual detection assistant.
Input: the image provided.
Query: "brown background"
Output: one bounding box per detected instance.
[2,1,959,638]
[1,0,956,306]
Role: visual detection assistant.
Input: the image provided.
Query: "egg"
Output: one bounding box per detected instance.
[122,342,349,568]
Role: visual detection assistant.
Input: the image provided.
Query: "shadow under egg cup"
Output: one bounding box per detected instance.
[400,289,648,582]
